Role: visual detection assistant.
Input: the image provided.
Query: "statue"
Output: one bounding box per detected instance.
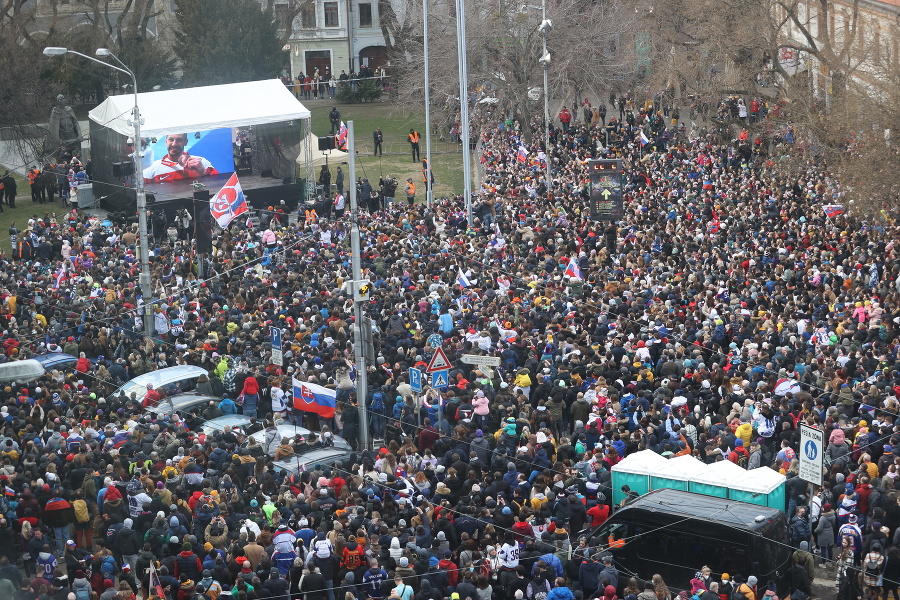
[48,94,81,152]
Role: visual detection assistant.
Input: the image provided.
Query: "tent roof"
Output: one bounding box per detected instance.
[89,79,310,138]
[611,449,669,475]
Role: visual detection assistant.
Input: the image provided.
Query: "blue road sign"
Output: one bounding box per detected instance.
[410,368,423,394]
[270,327,283,366]
[431,369,449,389]
[804,440,818,461]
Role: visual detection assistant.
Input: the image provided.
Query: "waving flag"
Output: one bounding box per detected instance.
[149,561,166,599]
[458,268,472,288]
[823,204,845,218]
[517,146,528,163]
[292,378,337,418]
[639,130,650,147]
[336,121,348,151]
[210,173,249,227]
[564,259,583,280]
[53,266,67,289]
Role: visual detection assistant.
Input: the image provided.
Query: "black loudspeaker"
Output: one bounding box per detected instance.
[260,169,273,178]
[318,136,335,151]
[193,190,213,253]
[112,162,123,177]
[113,162,135,177]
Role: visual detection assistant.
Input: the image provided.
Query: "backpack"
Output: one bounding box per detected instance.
[73,499,91,524]
[527,579,550,600]
[371,392,384,413]
[736,450,749,469]
[74,585,91,600]
[731,586,750,600]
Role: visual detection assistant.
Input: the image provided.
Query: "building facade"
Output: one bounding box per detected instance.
[280,0,389,81]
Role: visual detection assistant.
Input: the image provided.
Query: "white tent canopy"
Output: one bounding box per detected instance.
[611,449,669,475]
[89,79,311,138]
[297,130,348,169]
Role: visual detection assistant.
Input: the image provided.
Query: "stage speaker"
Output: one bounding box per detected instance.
[112,162,135,177]
[112,162,123,177]
[318,136,335,151]
[260,169,273,178]
[193,190,213,253]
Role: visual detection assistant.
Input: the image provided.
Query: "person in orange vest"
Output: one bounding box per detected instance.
[405,178,416,205]
[407,129,420,163]
[304,206,318,226]
[28,166,41,202]
[421,159,434,188]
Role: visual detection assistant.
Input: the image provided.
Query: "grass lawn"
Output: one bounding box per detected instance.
[0,169,60,254]
[304,101,468,200]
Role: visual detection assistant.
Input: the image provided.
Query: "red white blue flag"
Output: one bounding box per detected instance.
[210,173,249,227]
[564,259,583,280]
[336,121,348,151]
[823,204,844,218]
[517,146,528,163]
[292,377,337,418]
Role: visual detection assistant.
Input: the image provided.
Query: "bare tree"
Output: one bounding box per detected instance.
[384,0,638,139]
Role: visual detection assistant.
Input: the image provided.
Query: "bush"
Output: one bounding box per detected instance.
[335,80,383,104]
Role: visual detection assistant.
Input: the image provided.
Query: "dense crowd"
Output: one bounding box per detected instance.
[0,94,897,600]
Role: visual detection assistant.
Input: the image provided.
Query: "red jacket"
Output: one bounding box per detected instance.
[242,376,259,395]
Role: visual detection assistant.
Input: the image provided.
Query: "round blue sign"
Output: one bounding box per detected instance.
[804,440,818,461]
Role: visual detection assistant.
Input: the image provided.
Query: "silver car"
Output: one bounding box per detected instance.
[202,415,352,455]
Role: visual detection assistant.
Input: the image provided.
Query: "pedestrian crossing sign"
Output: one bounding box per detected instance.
[431,370,449,389]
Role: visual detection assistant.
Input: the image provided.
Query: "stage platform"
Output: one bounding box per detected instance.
[99,169,305,213]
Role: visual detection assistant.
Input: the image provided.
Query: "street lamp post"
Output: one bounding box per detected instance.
[43,47,154,338]
[524,2,552,199]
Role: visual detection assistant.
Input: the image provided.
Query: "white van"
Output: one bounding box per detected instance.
[112,365,209,402]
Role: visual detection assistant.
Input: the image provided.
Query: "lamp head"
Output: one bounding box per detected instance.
[95,48,112,57]
[43,47,68,57]
[539,52,551,66]
[538,19,552,34]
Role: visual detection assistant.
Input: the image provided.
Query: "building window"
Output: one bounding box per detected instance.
[359,3,373,28]
[300,4,316,28]
[324,2,339,27]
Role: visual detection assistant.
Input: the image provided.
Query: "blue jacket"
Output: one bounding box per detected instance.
[547,586,575,600]
[219,398,238,415]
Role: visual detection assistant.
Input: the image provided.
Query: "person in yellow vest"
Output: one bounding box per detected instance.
[405,178,416,205]
[407,129,420,162]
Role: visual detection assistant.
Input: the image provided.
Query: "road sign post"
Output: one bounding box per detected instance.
[270,327,283,366]
[799,424,823,486]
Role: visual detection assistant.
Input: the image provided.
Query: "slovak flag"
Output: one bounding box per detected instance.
[823,204,845,218]
[292,377,337,418]
[53,266,66,289]
[210,173,249,227]
[517,146,528,163]
[458,268,472,288]
[564,259,583,280]
[639,130,650,147]
[336,121,348,151]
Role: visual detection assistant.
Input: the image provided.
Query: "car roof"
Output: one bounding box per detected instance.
[32,352,75,364]
[250,425,352,451]
[627,488,783,529]
[147,393,220,416]
[202,415,252,433]
[114,365,208,397]
[273,448,352,474]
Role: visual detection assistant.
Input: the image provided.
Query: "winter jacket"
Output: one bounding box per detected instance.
[815,510,837,547]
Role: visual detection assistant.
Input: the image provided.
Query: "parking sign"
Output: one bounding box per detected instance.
[409,368,423,394]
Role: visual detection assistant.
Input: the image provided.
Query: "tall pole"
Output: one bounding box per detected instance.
[456,0,473,226]
[423,0,433,209]
[43,48,154,337]
[348,121,370,452]
[541,0,552,200]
